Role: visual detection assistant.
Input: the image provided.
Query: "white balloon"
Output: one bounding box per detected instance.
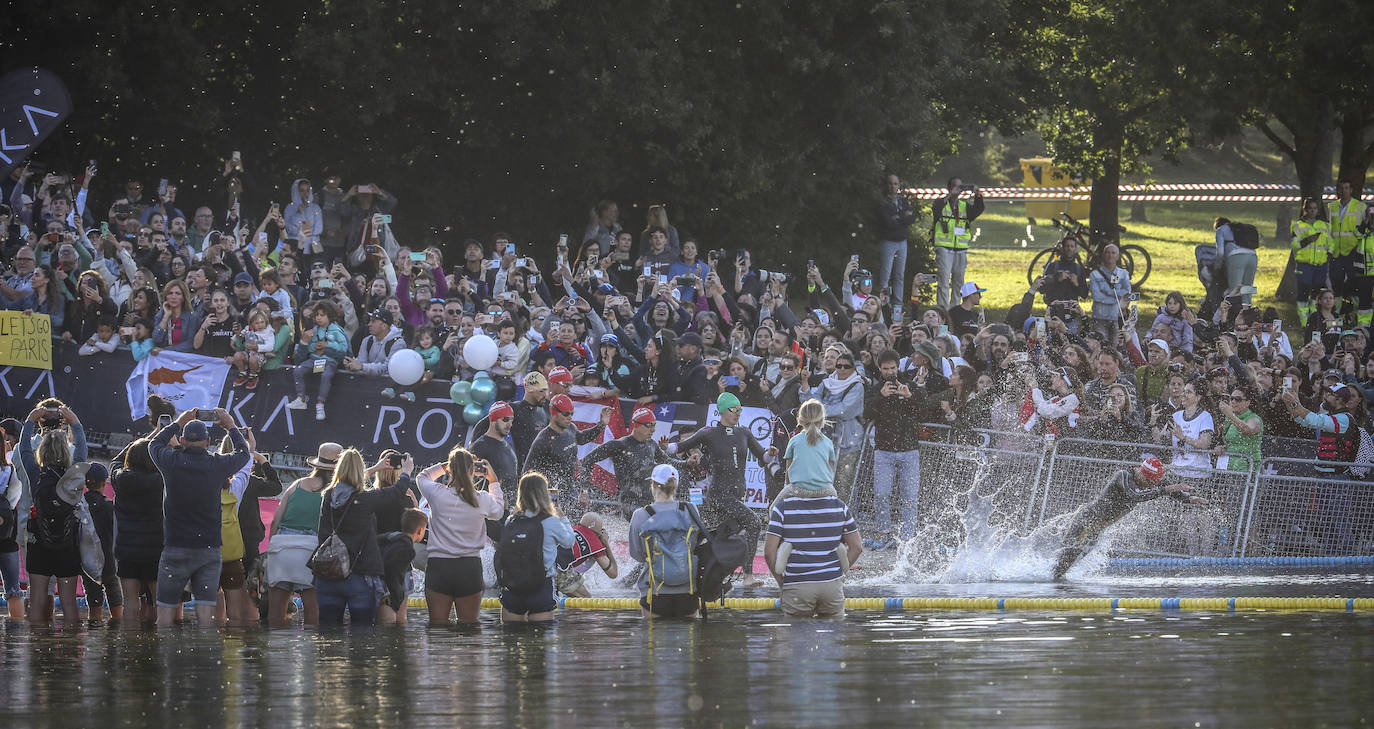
[387,348,425,386]
[463,334,500,371]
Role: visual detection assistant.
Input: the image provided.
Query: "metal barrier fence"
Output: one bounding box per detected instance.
[1244,458,1374,558]
[1036,441,1255,558]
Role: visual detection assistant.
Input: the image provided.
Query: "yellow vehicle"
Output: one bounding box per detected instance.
[1020,157,1090,223]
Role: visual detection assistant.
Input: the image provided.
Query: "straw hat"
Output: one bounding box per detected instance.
[308,442,343,470]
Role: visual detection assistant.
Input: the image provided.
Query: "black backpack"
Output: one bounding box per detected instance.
[1231,222,1260,250]
[695,527,752,604]
[495,511,548,592]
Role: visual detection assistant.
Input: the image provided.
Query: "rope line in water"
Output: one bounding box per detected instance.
[395,596,1374,612]
[5,596,1369,612]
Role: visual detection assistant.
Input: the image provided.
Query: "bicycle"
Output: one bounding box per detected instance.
[1025,213,1152,289]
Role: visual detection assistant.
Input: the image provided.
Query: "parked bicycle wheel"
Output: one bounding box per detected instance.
[1026,248,1059,286]
[1122,244,1152,288]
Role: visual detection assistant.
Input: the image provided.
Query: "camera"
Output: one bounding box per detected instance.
[675,275,697,286]
[388,453,404,468]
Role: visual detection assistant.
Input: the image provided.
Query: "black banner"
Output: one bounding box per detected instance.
[0,68,72,177]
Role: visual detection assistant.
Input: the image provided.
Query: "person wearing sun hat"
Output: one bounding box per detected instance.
[579,406,689,519]
[1051,457,1207,580]
[264,441,341,627]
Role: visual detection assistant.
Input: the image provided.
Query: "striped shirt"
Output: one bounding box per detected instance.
[766,496,858,584]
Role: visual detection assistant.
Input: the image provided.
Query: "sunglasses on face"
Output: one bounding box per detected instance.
[836,363,854,370]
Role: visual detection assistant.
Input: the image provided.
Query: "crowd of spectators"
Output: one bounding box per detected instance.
[2,158,1372,626]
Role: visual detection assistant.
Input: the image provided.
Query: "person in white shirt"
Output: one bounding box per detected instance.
[78,317,121,356]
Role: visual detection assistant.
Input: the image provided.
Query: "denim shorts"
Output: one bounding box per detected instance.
[156,546,223,607]
[0,550,21,598]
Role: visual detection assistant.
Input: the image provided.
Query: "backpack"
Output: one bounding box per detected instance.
[220,487,245,562]
[640,503,699,594]
[308,495,358,580]
[1231,222,1260,250]
[31,466,79,550]
[495,511,548,593]
[695,527,751,603]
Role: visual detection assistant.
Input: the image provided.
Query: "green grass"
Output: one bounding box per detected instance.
[958,200,1296,322]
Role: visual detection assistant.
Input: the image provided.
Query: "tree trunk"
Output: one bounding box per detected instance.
[1128,200,1147,223]
[1337,110,1374,196]
[1088,134,1122,247]
[1289,104,1336,201]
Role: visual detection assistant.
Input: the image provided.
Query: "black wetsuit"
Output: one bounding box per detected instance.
[525,422,605,518]
[469,433,518,541]
[581,435,685,518]
[674,424,768,572]
[1052,469,1190,580]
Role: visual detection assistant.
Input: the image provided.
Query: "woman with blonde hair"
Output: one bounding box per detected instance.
[779,399,838,502]
[265,442,341,626]
[152,278,200,353]
[417,446,504,625]
[313,447,416,625]
[18,401,87,628]
[496,472,574,623]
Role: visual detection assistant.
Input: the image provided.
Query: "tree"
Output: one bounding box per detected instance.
[1015,0,1235,245]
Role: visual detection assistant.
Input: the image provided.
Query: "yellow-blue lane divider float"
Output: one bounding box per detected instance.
[398,596,1374,612]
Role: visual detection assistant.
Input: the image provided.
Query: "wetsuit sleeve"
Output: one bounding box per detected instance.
[674,426,710,453]
[582,438,622,467]
[746,431,768,462]
[575,423,606,445]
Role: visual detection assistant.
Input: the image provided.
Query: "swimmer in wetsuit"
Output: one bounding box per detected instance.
[667,393,775,587]
[578,406,689,519]
[1052,457,1209,581]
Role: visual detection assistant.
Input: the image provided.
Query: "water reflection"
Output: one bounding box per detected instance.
[0,611,1370,729]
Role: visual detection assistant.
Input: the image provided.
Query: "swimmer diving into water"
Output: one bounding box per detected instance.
[1052,457,1209,580]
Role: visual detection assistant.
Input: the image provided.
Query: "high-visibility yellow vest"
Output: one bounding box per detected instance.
[1291,219,1331,266]
[933,198,973,250]
[1357,227,1374,272]
[1328,198,1368,257]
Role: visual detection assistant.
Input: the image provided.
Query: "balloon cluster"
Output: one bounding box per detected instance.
[388,334,503,424]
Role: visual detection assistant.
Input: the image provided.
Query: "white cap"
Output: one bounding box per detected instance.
[958,281,987,299]
[649,463,679,485]
[1148,338,1170,356]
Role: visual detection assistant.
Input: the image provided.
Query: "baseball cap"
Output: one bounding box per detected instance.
[678,332,704,348]
[631,407,656,426]
[233,272,254,286]
[959,281,987,299]
[1138,457,1165,483]
[524,371,548,391]
[717,392,742,412]
[548,366,574,385]
[1148,338,1170,356]
[85,462,109,484]
[550,394,575,415]
[488,401,514,421]
[182,420,210,442]
[369,308,395,325]
[649,463,678,485]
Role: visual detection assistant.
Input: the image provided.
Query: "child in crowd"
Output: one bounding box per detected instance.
[495,319,522,376]
[258,269,293,318]
[384,325,438,402]
[377,508,429,626]
[288,300,350,421]
[233,310,276,390]
[80,463,121,625]
[78,316,121,356]
[128,317,156,361]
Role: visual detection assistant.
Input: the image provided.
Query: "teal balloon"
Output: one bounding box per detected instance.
[470,376,497,405]
[474,370,492,381]
[449,380,473,405]
[462,401,486,425]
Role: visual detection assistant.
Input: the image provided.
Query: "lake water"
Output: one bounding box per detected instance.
[2,575,1371,729]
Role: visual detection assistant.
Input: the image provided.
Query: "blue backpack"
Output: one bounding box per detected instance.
[640,503,698,594]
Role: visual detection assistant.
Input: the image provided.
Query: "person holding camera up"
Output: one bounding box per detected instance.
[865,350,930,551]
[930,176,984,309]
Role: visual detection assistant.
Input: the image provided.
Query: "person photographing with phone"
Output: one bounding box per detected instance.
[930,177,984,309]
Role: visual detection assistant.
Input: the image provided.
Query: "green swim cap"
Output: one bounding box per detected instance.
[717,392,742,411]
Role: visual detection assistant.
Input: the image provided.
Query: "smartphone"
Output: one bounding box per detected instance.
[657,274,669,285]
[365,245,383,255]
[516,258,529,269]
[378,214,392,225]
[505,243,516,256]
[486,259,500,269]
[643,264,652,277]
[195,408,216,422]
[100,222,109,236]
[558,234,569,248]
[316,279,335,289]
[807,259,816,269]
[231,150,241,162]
[1273,319,1282,333]
[850,254,859,263]
[1035,319,1046,340]
[892,308,902,324]
[158,178,169,196]
[1239,285,1258,296]
[528,274,539,286]
[388,453,403,468]
[939,324,949,335]
[158,414,172,428]
[593,269,603,279]
[409,252,427,262]
[722,376,741,387]
[269,202,280,215]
